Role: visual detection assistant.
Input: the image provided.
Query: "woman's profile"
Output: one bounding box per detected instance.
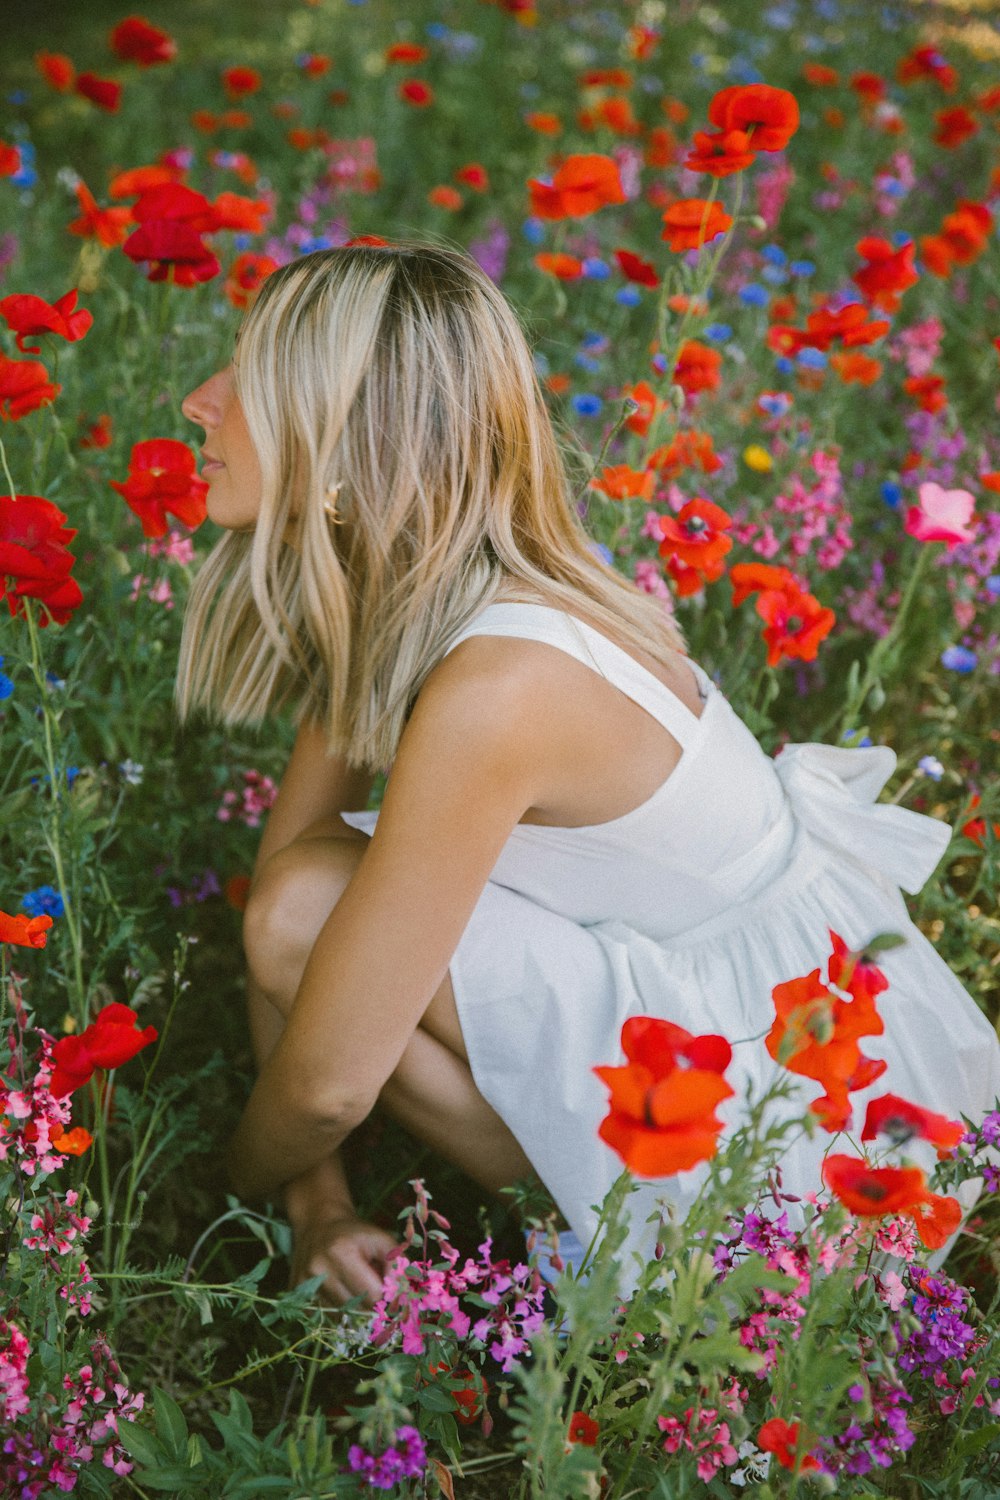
[177,243,1000,1304]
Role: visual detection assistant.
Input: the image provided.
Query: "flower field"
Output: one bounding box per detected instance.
[2,0,1000,1493]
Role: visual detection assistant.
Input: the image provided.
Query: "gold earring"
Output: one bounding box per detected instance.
[324,482,344,523]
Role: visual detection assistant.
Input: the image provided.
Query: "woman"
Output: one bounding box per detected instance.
[178,243,1000,1305]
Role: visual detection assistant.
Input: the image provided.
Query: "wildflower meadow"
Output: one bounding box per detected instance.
[2,0,1000,1493]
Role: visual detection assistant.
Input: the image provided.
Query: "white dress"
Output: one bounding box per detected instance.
[342,602,1000,1278]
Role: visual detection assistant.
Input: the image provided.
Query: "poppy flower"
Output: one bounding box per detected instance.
[35,52,75,91]
[934,106,979,149]
[525,112,562,135]
[684,127,757,177]
[0,909,53,947]
[297,53,330,77]
[757,1418,820,1474]
[428,185,463,211]
[939,201,994,263]
[919,233,955,279]
[0,291,93,355]
[67,182,133,248]
[707,84,800,152]
[74,73,123,112]
[384,42,428,64]
[755,578,835,669]
[826,929,889,1005]
[614,249,659,288]
[456,162,489,192]
[647,429,723,479]
[528,153,625,220]
[580,67,633,89]
[661,199,733,252]
[850,71,886,103]
[131,182,219,232]
[0,354,61,421]
[591,465,655,502]
[671,341,722,396]
[52,1125,94,1155]
[823,1155,961,1249]
[0,143,20,177]
[0,495,82,626]
[851,235,919,312]
[222,66,262,98]
[399,79,433,107]
[628,24,660,61]
[803,63,839,86]
[109,163,184,199]
[645,126,678,168]
[903,374,947,413]
[904,482,976,549]
[50,1002,158,1098]
[830,351,882,386]
[961,794,1000,848]
[898,45,957,92]
[533,252,583,280]
[212,191,271,233]
[568,1412,599,1446]
[622,380,660,437]
[111,439,208,538]
[594,1015,733,1177]
[584,96,642,136]
[658,498,733,570]
[110,17,176,67]
[665,553,723,597]
[861,1093,964,1157]
[805,303,890,350]
[729,561,796,607]
[224,252,277,310]
[124,221,220,285]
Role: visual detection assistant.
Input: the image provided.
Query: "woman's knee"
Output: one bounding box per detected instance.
[243,832,366,999]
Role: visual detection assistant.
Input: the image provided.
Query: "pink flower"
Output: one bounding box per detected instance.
[904,482,977,548]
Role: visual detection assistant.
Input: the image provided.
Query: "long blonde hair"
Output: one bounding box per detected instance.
[175,243,686,769]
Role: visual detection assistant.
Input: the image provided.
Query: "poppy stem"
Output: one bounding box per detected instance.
[0,433,16,500]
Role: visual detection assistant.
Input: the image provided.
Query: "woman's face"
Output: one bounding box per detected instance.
[182,365,263,531]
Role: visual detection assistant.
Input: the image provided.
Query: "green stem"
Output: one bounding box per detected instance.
[833,541,935,741]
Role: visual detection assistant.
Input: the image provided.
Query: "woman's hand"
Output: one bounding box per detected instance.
[290,1213,401,1306]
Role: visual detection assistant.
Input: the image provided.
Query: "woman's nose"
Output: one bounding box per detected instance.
[181,368,229,429]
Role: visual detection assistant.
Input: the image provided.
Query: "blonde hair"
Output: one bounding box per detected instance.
[175,243,686,769]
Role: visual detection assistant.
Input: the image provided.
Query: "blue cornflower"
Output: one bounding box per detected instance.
[842,731,874,747]
[774,355,794,375]
[739,283,769,307]
[22,885,64,920]
[616,286,642,306]
[985,575,1000,597]
[789,260,816,277]
[581,257,610,279]
[761,244,787,266]
[891,230,914,249]
[581,332,609,353]
[574,353,601,373]
[703,322,732,343]
[941,645,977,673]
[571,393,603,417]
[0,656,12,700]
[918,755,945,780]
[881,481,902,509]
[761,266,788,286]
[521,218,545,245]
[797,347,828,369]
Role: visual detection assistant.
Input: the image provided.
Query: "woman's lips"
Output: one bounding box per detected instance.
[201,457,225,474]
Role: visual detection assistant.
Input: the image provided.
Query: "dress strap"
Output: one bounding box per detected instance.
[442,602,709,748]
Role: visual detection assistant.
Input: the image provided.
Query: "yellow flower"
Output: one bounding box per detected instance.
[742,444,773,473]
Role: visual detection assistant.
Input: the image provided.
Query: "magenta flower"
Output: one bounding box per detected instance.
[904,482,977,549]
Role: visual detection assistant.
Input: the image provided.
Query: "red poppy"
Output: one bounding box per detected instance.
[756,578,835,669]
[851,236,919,312]
[297,54,331,77]
[898,45,957,92]
[684,127,756,177]
[50,1002,158,1099]
[614,249,659,288]
[934,107,978,152]
[74,73,123,112]
[823,1154,961,1249]
[903,374,947,413]
[583,96,642,136]
[0,143,19,177]
[528,154,625,220]
[52,1125,94,1155]
[658,498,733,570]
[0,495,83,627]
[919,233,955,279]
[591,465,655,502]
[384,43,428,64]
[533,252,583,280]
[123,183,220,285]
[826,930,890,1005]
[0,290,93,355]
[35,52,75,91]
[645,126,678,168]
[622,381,660,437]
[224,874,252,911]
[456,162,489,192]
[224,252,278,310]
[862,1093,964,1157]
[850,71,886,103]
[628,25,660,61]
[803,63,839,87]
[580,67,633,89]
[707,84,800,151]
[665,553,723,597]
[647,429,723,479]
[671,341,722,396]
[222,66,262,99]
[0,354,61,421]
[111,439,208,538]
[595,1015,733,1177]
[110,17,177,67]
[399,79,434,107]
[960,795,1000,848]
[428,185,463,211]
[0,909,53,947]
[830,351,882,386]
[939,201,993,263]
[525,112,562,135]
[109,164,184,199]
[661,199,733,252]
[67,182,134,248]
[757,1418,820,1474]
[212,191,271,233]
[568,1412,599,1446]
[729,561,796,607]
[79,413,113,450]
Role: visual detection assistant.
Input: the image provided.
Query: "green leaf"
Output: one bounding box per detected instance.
[952,1422,1000,1460]
[152,1387,190,1461]
[861,930,908,954]
[117,1419,167,1468]
[418,1383,459,1413]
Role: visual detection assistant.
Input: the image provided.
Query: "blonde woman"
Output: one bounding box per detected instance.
[179,243,1000,1305]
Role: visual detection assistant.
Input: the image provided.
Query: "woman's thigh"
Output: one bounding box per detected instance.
[246,819,470,1063]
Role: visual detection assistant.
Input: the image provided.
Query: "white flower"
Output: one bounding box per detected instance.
[917,755,945,781]
[119,759,145,786]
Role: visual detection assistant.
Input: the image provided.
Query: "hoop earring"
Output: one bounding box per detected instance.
[324,482,344,523]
